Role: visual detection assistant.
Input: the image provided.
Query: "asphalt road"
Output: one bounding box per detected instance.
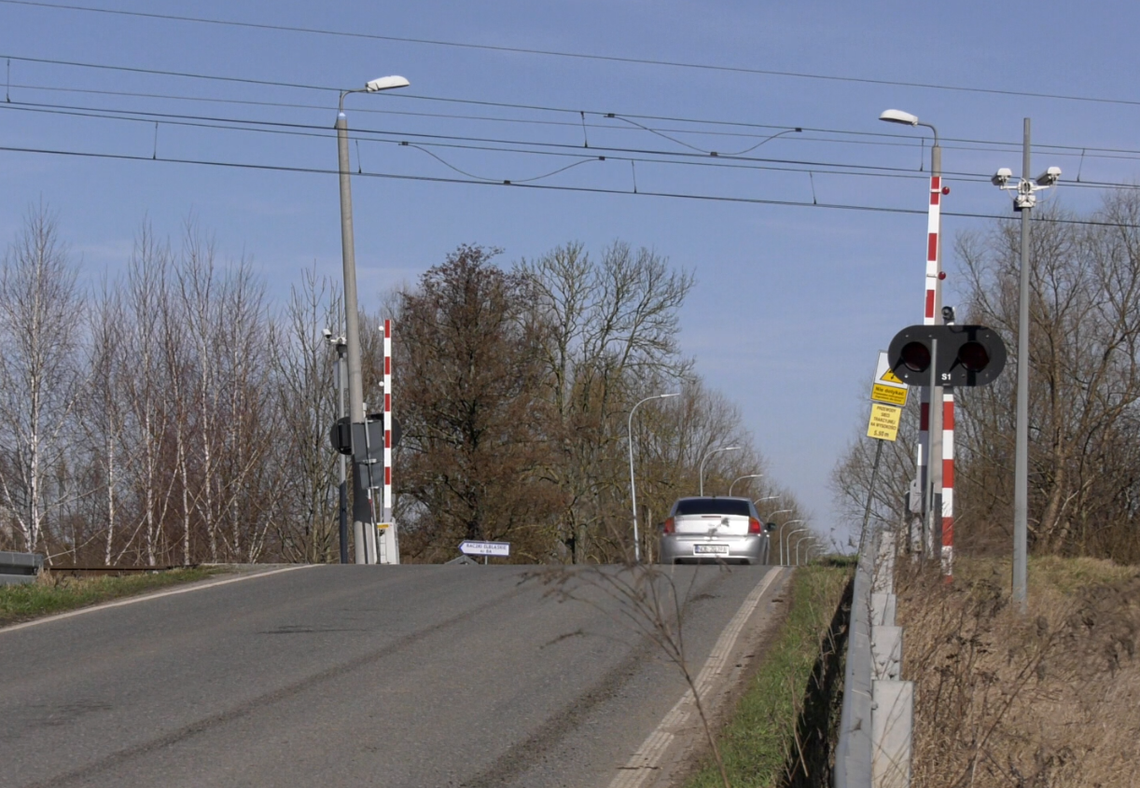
[0,563,787,788]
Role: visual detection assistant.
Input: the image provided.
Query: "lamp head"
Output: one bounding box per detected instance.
[879,109,919,126]
[365,76,410,92]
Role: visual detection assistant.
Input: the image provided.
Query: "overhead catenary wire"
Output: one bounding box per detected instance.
[5,97,1138,195]
[6,54,1140,169]
[2,140,1138,231]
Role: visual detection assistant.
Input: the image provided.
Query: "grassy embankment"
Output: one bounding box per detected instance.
[685,553,1140,788]
[685,560,853,788]
[0,567,222,627]
[901,554,1140,788]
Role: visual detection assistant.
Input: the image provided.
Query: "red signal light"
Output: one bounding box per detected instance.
[900,341,931,372]
[957,341,990,372]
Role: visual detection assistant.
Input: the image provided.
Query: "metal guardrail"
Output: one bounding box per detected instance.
[835,529,913,788]
[0,551,44,585]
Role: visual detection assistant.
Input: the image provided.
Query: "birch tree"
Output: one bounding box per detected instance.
[0,205,86,555]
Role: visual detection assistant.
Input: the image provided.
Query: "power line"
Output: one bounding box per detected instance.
[3,141,1138,230]
[6,98,1140,194]
[4,0,1140,109]
[0,98,1001,184]
[8,55,1140,172]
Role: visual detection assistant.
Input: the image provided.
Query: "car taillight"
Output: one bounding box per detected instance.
[748,518,762,534]
[663,518,675,534]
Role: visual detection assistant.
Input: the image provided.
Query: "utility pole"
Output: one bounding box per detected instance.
[1013,120,1032,611]
[335,75,409,564]
[991,118,1060,612]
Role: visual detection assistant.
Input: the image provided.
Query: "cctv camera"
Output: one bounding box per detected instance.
[322,328,333,338]
[942,306,956,325]
[991,167,1013,187]
[1035,166,1061,187]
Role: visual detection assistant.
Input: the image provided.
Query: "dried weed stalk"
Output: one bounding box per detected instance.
[898,559,1140,788]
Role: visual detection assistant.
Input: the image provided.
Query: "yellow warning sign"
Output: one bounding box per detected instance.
[871,350,908,406]
[867,403,902,442]
[872,383,908,406]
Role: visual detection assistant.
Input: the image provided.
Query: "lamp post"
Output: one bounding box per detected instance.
[728,473,762,497]
[337,74,409,564]
[325,331,349,563]
[879,108,946,563]
[781,519,804,566]
[794,534,815,566]
[875,111,948,563]
[628,392,680,563]
[698,445,741,496]
[784,526,807,567]
[763,508,792,563]
[991,119,1060,612]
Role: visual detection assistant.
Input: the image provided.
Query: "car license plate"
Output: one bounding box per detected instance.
[694,544,729,555]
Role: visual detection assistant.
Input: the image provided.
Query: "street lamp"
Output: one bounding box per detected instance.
[781,519,804,566]
[728,473,762,496]
[628,392,680,563]
[992,118,1060,612]
[337,74,409,564]
[875,106,948,561]
[879,108,945,560]
[784,526,807,567]
[794,533,815,566]
[698,446,741,496]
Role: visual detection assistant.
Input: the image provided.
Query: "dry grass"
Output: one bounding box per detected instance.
[897,555,1140,788]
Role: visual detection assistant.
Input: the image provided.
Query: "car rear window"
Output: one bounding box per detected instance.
[673,498,752,517]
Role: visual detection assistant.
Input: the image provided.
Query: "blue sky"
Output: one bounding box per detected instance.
[2,0,1136,546]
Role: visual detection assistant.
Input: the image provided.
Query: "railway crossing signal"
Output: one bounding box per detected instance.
[888,325,1007,387]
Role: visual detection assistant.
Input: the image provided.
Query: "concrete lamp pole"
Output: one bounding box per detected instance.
[992,119,1060,612]
[781,519,804,566]
[628,392,680,563]
[784,526,807,566]
[337,74,409,564]
[698,446,741,496]
[794,534,815,566]
[879,108,946,563]
[728,473,762,497]
[763,509,792,562]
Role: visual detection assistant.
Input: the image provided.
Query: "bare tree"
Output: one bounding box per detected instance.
[955,194,1140,560]
[107,224,181,566]
[0,204,86,556]
[517,241,695,562]
[266,264,343,563]
[83,277,129,565]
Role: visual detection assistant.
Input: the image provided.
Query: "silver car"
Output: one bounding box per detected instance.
[658,496,772,565]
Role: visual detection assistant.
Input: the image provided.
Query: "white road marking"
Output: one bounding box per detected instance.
[0,564,316,634]
[608,567,784,788]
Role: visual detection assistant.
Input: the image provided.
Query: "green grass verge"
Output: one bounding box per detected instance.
[684,563,852,788]
[0,567,223,627]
